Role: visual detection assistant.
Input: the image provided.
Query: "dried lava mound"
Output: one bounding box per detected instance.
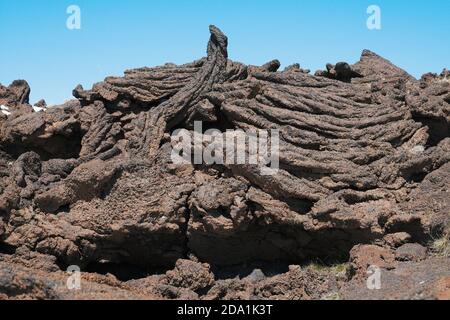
[0,26,449,300]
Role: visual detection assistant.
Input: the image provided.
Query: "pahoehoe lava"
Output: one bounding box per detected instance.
[0,26,449,300]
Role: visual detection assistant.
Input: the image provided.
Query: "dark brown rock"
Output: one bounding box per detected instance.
[395,243,427,262]
[0,25,448,300]
[164,259,214,292]
[349,245,396,278]
[0,80,30,107]
[34,100,47,109]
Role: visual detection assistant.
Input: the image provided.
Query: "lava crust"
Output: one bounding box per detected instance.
[0,26,449,300]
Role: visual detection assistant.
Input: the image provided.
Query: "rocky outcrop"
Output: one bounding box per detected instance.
[0,80,31,107]
[0,26,449,300]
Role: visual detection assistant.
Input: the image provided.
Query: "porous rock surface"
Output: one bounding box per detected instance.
[0,26,449,300]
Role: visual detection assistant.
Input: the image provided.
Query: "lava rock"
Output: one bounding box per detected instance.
[395,243,428,262]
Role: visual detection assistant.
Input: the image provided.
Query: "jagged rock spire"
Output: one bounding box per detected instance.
[207,25,228,60]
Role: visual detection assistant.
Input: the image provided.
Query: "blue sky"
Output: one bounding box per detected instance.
[0,0,449,105]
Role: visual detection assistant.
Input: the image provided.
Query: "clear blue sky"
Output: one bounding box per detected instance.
[1,0,449,105]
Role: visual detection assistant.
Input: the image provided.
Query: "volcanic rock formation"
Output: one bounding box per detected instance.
[0,26,449,300]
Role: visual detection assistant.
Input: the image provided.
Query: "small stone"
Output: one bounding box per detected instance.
[395,243,427,262]
[245,269,266,282]
[284,63,300,72]
[289,265,301,272]
[34,99,47,109]
[384,232,412,248]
